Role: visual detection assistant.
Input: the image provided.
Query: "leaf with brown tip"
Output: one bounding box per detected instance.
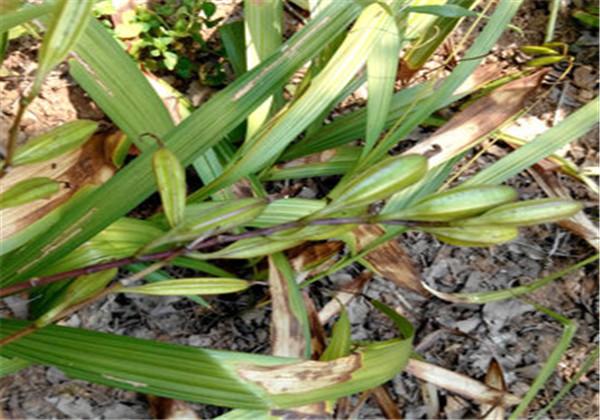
[269,253,310,359]
[354,224,426,295]
[482,358,506,420]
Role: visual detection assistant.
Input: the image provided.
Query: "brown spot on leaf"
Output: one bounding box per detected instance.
[237,354,362,395]
[276,149,338,169]
[271,402,328,419]
[302,291,327,359]
[1,134,115,240]
[269,256,306,358]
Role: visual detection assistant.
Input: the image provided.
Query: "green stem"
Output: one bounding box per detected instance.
[533,346,600,420]
[545,0,561,43]
[509,305,577,419]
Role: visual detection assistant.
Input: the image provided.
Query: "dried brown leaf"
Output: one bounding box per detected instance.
[354,224,426,295]
[0,134,115,240]
[318,271,372,325]
[268,256,306,358]
[405,359,520,407]
[481,358,506,420]
[147,395,199,420]
[372,385,402,419]
[237,354,361,395]
[453,62,509,97]
[303,291,327,359]
[288,241,344,278]
[405,69,548,167]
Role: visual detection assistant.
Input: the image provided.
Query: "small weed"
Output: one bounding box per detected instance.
[94,0,226,84]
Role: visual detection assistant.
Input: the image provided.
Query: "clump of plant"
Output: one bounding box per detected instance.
[94,0,225,83]
[0,0,598,418]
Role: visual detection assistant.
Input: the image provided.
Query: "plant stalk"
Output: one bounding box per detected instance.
[0,217,430,297]
[3,94,33,173]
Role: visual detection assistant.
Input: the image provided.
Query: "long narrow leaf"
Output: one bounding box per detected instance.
[465,98,600,186]
[269,253,311,359]
[32,0,94,92]
[69,19,174,148]
[362,0,525,166]
[360,8,401,159]
[189,3,399,201]
[244,0,283,138]
[0,1,55,34]
[1,0,364,286]
[0,313,413,409]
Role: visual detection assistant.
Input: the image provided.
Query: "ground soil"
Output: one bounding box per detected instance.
[1,0,598,419]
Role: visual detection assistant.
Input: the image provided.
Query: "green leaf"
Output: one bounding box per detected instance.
[572,9,599,28]
[405,4,478,18]
[321,307,351,361]
[420,225,519,247]
[244,0,283,138]
[283,81,463,161]
[125,263,209,307]
[35,268,117,326]
[114,22,144,39]
[12,120,98,166]
[149,198,267,249]
[0,1,55,33]
[162,50,178,70]
[0,356,31,377]
[38,217,164,276]
[380,185,517,222]
[460,198,583,227]
[525,55,566,67]
[220,21,246,77]
[152,146,187,228]
[120,278,250,296]
[0,177,60,209]
[191,237,303,260]
[361,9,401,159]
[361,0,525,166]
[202,2,217,17]
[263,147,360,181]
[250,198,326,228]
[0,31,9,66]
[325,154,427,214]
[0,306,413,409]
[0,186,92,257]
[68,18,174,149]
[33,0,95,93]
[403,0,476,71]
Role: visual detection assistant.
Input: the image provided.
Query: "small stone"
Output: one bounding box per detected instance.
[455,318,480,333]
[46,367,67,384]
[483,300,533,332]
[573,66,598,90]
